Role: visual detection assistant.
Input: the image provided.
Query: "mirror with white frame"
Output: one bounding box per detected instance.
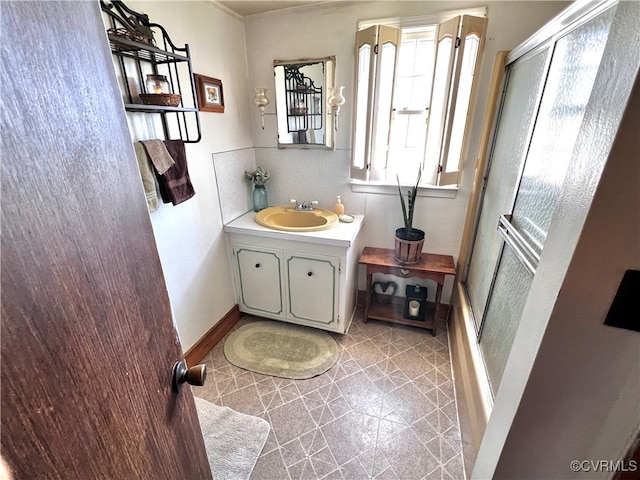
[274,56,335,149]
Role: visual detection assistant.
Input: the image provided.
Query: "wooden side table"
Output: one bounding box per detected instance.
[358,247,456,336]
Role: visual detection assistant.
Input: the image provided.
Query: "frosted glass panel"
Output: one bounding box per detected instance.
[474,7,615,397]
[511,10,615,254]
[465,50,548,326]
[479,248,533,393]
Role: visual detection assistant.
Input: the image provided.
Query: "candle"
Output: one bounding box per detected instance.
[409,300,420,317]
[145,74,170,95]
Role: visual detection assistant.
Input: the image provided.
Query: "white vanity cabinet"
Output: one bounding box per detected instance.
[285,252,340,328]
[233,245,285,317]
[225,211,364,334]
[230,242,343,332]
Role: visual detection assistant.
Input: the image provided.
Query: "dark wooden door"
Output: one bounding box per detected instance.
[0,3,212,479]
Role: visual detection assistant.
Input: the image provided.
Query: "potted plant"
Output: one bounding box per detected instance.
[395,169,425,264]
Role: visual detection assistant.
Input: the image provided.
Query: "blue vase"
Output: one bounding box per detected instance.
[253,185,268,212]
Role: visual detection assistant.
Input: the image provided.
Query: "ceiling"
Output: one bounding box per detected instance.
[217,1,327,17]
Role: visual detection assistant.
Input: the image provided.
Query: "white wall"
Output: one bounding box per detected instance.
[244,1,569,302]
[126,1,252,350]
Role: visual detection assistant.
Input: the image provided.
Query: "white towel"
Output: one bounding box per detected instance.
[134,142,159,213]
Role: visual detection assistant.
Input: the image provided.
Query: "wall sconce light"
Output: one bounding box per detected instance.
[252,88,269,129]
[327,86,346,131]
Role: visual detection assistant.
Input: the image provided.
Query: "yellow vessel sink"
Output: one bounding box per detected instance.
[255,206,339,232]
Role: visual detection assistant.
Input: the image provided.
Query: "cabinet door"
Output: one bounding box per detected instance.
[234,245,285,317]
[286,252,339,327]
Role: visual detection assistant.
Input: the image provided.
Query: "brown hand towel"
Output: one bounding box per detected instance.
[133,142,159,213]
[141,139,175,175]
[157,140,195,205]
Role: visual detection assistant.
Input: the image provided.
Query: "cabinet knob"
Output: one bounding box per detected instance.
[308,271,313,277]
[255,263,261,268]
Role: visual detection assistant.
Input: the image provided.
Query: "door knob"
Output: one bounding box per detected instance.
[172,360,207,393]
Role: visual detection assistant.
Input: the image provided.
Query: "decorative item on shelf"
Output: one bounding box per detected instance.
[107,27,154,50]
[145,74,170,94]
[327,86,346,131]
[139,94,182,107]
[290,99,307,115]
[103,0,155,45]
[252,88,270,129]
[403,284,428,321]
[195,74,224,113]
[245,166,270,212]
[140,74,181,106]
[371,281,398,305]
[395,168,425,264]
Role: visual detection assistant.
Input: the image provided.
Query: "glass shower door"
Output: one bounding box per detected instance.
[465,6,616,395]
[464,48,549,330]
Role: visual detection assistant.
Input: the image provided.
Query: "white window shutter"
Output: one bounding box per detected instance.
[351,26,377,181]
[369,25,400,182]
[351,25,400,182]
[439,15,488,186]
[423,16,460,185]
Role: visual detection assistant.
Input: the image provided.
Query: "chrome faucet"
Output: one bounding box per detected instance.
[290,199,319,211]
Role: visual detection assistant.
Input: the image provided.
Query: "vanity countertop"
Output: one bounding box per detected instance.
[224,210,365,248]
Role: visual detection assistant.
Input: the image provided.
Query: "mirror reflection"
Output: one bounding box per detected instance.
[274,57,335,149]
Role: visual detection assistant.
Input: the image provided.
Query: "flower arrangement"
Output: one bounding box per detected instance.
[245,166,270,186]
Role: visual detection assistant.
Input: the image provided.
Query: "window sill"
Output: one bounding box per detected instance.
[350,180,458,198]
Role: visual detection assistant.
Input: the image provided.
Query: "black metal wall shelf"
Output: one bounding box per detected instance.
[101,0,201,143]
[107,35,190,63]
[123,104,199,114]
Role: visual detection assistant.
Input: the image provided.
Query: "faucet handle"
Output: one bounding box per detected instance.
[311,200,319,206]
[290,199,297,203]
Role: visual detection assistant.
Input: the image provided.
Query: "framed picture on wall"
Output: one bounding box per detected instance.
[195,74,224,113]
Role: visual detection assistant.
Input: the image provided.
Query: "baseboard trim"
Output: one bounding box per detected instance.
[184,304,241,366]
[450,282,493,477]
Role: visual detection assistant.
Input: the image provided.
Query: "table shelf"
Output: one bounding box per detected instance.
[359,247,456,336]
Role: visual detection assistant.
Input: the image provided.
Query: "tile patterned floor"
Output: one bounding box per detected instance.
[195,309,464,480]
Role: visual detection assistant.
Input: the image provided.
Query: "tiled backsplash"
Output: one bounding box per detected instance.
[213,147,366,224]
[213,148,256,224]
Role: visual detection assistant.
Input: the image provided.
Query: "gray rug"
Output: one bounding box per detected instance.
[223,320,339,379]
[194,397,269,480]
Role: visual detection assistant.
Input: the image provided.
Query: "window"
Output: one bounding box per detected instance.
[351,14,487,187]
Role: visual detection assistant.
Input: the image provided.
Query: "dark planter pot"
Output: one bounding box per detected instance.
[394,228,425,265]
